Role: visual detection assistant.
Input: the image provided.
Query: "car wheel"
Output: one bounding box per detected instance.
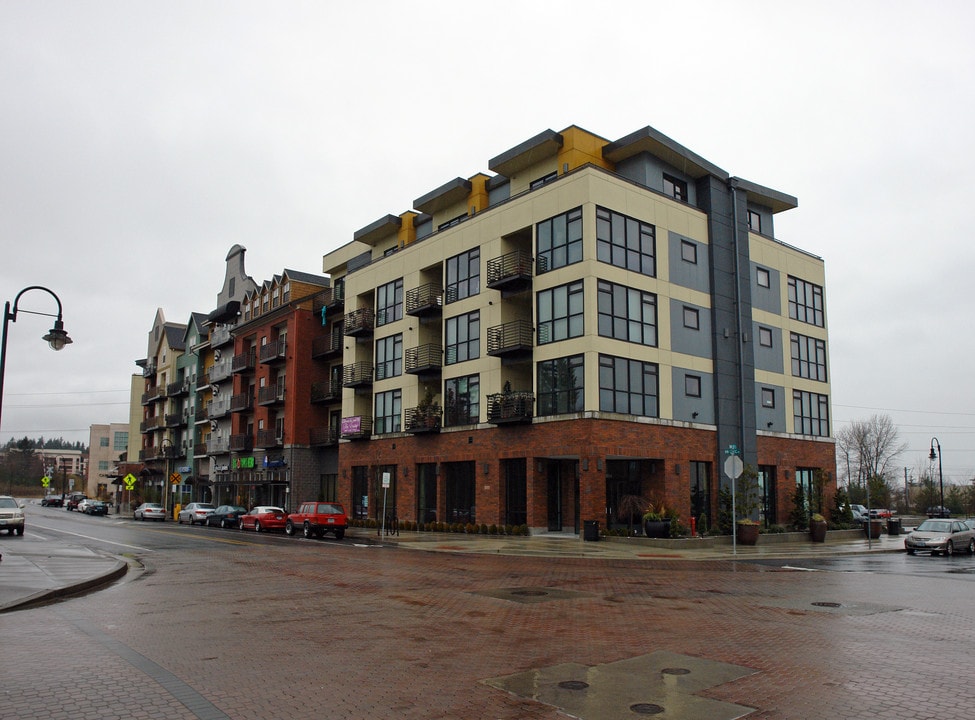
[945,540,954,557]
[285,520,295,536]
[906,549,915,555]
[969,539,975,554]
[238,520,244,531]
[335,529,345,540]
[303,522,313,539]
[15,526,24,536]
[220,519,227,528]
[254,520,262,532]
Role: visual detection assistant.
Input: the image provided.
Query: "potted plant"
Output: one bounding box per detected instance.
[643,503,671,538]
[736,518,760,545]
[616,494,645,536]
[810,513,828,542]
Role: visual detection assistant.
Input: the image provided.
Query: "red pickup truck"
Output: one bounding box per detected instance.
[285,502,347,540]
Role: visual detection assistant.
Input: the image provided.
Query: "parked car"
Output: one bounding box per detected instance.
[846,503,867,524]
[0,495,26,535]
[205,505,247,528]
[76,498,94,513]
[239,506,287,532]
[285,501,348,540]
[65,492,87,511]
[83,500,110,516]
[134,502,166,521]
[41,494,63,507]
[904,518,975,556]
[926,506,951,518]
[868,508,892,519]
[177,502,216,525]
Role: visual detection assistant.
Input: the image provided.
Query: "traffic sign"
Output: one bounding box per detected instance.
[724,455,743,480]
[41,476,51,488]
[170,472,182,485]
[725,444,741,456]
[123,473,137,491]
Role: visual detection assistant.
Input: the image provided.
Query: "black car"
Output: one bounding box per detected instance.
[926,506,951,518]
[205,505,247,528]
[41,494,64,507]
[83,500,110,516]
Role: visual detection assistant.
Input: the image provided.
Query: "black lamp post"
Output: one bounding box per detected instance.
[0,285,72,434]
[160,436,175,520]
[929,437,944,517]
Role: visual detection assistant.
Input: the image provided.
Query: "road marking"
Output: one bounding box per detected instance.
[27,522,153,552]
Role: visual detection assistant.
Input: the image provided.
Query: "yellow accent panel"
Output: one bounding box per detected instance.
[558,126,613,173]
[398,211,418,248]
[468,173,491,216]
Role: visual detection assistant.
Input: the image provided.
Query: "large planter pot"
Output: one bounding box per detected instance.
[864,519,884,539]
[736,522,760,546]
[644,519,670,538]
[810,521,828,543]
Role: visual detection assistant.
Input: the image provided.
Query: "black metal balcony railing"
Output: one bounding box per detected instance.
[232,349,256,373]
[486,250,533,292]
[309,427,340,446]
[141,386,166,405]
[405,344,443,376]
[342,362,374,388]
[311,332,344,359]
[229,434,253,452]
[310,379,341,404]
[164,413,182,428]
[486,391,535,424]
[195,406,208,423]
[487,319,534,357]
[230,392,253,413]
[193,443,208,457]
[257,381,286,406]
[255,429,283,448]
[343,307,375,338]
[312,286,345,315]
[405,283,444,316]
[405,405,442,434]
[166,379,190,397]
[259,338,287,364]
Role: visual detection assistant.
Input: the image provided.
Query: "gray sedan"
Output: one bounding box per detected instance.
[904,519,975,556]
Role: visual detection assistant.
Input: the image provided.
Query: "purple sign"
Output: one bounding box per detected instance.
[341,416,361,435]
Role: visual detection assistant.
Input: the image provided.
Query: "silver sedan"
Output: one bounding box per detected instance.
[905,519,975,556]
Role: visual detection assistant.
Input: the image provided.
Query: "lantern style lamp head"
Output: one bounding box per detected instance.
[43,319,72,351]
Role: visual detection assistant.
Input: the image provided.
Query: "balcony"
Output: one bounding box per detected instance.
[311,379,341,404]
[209,437,230,454]
[342,362,374,389]
[486,250,533,295]
[142,360,157,378]
[255,429,283,449]
[140,416,164,433]
[166,378,190,397]
[405,405,442,434]
[487,391,535,425]
[259,338,287,365]
[257,381,286,406]
[487,319,534,361]
[406,283,443,317]
[340,415,372,440]
[210,324,233,347]
[312,287,345,316]
[209,358,233,383]
[232,349,256,374]
[405,344,442,378]
[194,406,208,423]
[164,412,183,428]
[343,308,375,339]
[309,427,339,446]
[193,443,208,458]
[230,392,253,413]
[141,386,165,405]
[311,332,343,359]
[209,396,232,418]
[229,434,253,452]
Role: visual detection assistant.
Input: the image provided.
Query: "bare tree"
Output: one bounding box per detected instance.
[836,414,908,494]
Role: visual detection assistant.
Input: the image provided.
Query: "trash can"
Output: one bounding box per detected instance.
[887,518,901,536]
[583,520,600,541]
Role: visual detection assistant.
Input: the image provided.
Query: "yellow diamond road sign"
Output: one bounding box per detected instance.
[41,476,51,487]
[123,473,138,491]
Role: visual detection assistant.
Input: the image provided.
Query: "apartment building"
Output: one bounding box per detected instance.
[86,422,129,498]
[323,124,836,534]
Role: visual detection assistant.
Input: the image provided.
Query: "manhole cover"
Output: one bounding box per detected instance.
[630,703,665,715]
[812,601,842,608]
[558,680,589,690]
[661,667,690,675]
[512,589,549,597]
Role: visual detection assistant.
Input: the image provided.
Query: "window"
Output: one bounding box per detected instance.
[761,388,775,408]
[791,332,827,381]
[680,239,697,264]
[438,213,467,231]
[683,306,700,330]
[690,462,711,527]
[262,293,269,313]
[445,249,479,303]
[113,432,128,451]
[374,390,402,434]
[685,375,702,398]
[793,390,829,437]
[756,267,771,288]
[663,173,688,202]
[537,281,584,344]
[376,278,403,326]
[747,210,762,233]
[445,311,479,365]
[282,282,290,303]
[788,276,825,327]
[375,334,403,380]
[272,287,280,308]
[537,355,584,415]
[530,171,557,190]
[444,374,479,426]
[758,326,773,347]
[597,280,657,346]
[537,207,583,273]
[596,206,656,276]
[598,354,659,417]
[98,460,109,471]
[100,436,109,447]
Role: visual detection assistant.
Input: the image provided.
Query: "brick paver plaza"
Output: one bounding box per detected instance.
[3,535,974,719]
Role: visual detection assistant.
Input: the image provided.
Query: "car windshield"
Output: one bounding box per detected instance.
[196,504,215,509]
[0,497,18,508]
[917,520,952,533]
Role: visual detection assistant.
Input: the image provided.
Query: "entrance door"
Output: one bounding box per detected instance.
[546,460,579,532]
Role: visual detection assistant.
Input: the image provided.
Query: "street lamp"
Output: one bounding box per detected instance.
[929,437,944,517]
[160,436,175,520]
[0,285,72,433]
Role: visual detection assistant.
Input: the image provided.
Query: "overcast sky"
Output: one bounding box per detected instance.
[2,1,973,484]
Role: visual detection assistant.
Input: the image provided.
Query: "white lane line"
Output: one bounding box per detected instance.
[27,522,153,552]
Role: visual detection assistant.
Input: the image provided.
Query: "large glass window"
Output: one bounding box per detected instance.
[596,206,656,276]
[444,374,479,426]
[445,311,479,365]
[445,249,479,303]
[790,332,827,381]
[376,278,403,326]
[537,355,584,415]
[793,390,829,437]
[788,276,824,327]
[597,280,657,346]
[113,432,128,451]
[537,280,584,344]
[417,463,438,523]
[536,207,583,273]
[690,461,711,529]
[663,174,687,202]
[444,461,476,525]
[375,334,403,380]
[598,354,659,417]
[374,389,402,434]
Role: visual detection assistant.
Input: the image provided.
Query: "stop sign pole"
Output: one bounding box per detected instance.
[724,447,744,555]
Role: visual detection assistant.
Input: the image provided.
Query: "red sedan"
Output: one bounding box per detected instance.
[238,506,287,532]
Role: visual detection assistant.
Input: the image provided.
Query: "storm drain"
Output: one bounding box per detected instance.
[471,586,592,604]
[483,650,756,720]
